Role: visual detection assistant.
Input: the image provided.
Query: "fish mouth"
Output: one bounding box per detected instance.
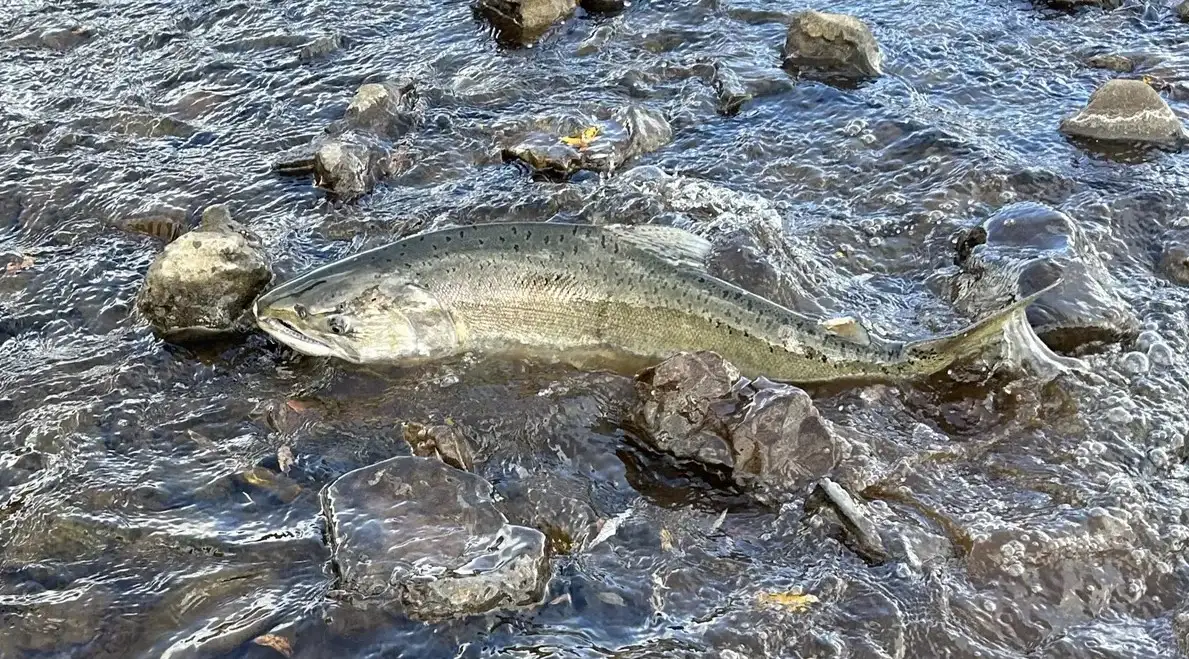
[256,314,336,358]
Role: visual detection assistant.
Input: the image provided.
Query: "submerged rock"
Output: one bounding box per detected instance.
[402,421,476,471]
[1158,230,1189,286]
[475,0,578,45]
[1179,0,1189,21]
[781,10,883,80]
[633,351,852,501]
[322,456,549,621]
[710,62,752,116]
[298,34,343,62]
[136,204,272,341]
[614,105,673,160]
[494,474,601,554]
[504,112,664,177]
[313,133,391,200]
[953,202,1139,353]
[341,80,422,138]
[1085,53,1135,73]
[1059,79,1186,146]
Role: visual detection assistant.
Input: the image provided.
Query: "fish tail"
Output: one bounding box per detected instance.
[902,280,1083,377]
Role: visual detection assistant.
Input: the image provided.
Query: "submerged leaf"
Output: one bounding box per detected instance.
[560,125,602,149]
[757,590,819,612]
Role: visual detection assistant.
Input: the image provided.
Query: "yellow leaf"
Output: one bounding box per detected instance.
[757,590,819,612]
[252,634,293,657]
[560,125,601,149]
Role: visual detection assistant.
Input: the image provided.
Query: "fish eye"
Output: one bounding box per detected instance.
[294,304,310,320]
[328,316,349,335]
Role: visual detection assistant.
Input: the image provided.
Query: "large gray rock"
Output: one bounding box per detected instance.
[475,0,578,45]
[136,204,272,341]
[312,133,391,200]
[1059,79,1186,146]
[1179,0,1189,21]
[322,456,548,621]
[953,202,1139,353]
[633,351,852,501]
[781,11,883,80]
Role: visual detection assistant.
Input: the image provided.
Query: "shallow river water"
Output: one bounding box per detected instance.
[3,0,1189,657]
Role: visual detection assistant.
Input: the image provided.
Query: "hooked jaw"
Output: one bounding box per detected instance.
[253,298,362,363]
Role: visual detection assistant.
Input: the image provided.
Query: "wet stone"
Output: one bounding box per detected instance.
[475,0,578,45]
[1179,0,1189,21]
[781,10,883,81]
[493,474,601,554]
[634,352,853,501]
[322,456,549,621]
[298,34,343,62]
[710,62,752,116]
[614,105,673,160]
[505,120,634,177]
[313,133,391,200]
[954,201,1139,353]
[341,80,422,138]
[402,421,475,471]
[1158,230,1189,286]
[136,204,272,342]
[1059,79,1186,147]
[1085,53,1135,73]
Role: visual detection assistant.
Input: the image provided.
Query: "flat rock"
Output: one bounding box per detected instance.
[633,351,852,501]
[1158,230,1189,285]
[953,202,1139,353]
[136,204,272,341]
[313,133,391,200]
[475,0,578,45]
[1059,79,1186,146]
[322,456,549,621]
[781,10,883,80]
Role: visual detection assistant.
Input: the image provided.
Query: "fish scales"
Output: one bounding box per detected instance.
[253,222,1060,384]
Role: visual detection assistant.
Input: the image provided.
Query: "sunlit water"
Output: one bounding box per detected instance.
[2,0,1188,656]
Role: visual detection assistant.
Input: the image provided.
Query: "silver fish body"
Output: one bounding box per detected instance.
[253,222,1055,384]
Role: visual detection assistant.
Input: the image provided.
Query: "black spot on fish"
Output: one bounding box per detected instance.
[499,236,505,243]
[544,235,550,245]
[526,230,532,240]
[459,229,465,238]
[513,244,519,253]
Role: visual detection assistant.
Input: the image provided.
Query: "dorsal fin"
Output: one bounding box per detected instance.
[605,223,713,270]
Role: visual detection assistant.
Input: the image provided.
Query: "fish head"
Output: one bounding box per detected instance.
[254,269,461,364]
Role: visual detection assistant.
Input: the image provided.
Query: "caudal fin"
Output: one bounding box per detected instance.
[903,281,1085,378]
